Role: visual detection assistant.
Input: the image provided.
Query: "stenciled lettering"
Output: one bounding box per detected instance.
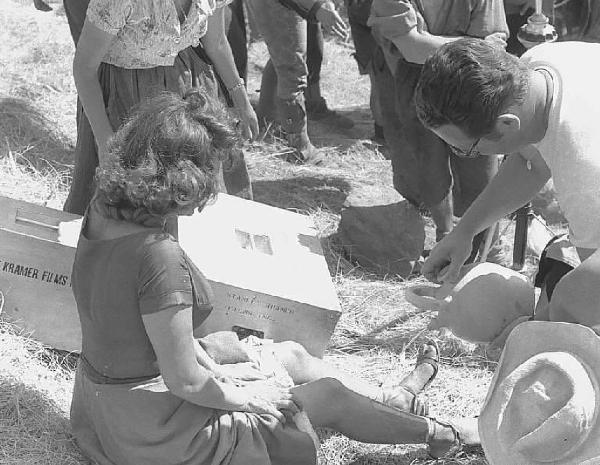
[1,260,41,281]
[0,259,70,286]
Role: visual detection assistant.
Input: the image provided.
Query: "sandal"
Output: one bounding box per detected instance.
[379,341,440,416]
[412,340,440,392]
[427,418,481,460]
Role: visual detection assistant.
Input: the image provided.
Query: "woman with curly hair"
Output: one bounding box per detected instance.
[71,90,479,464]
[63,0,258,215]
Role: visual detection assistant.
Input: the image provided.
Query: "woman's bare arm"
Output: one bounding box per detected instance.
[73,19,115,163]
[142,307,297,421]
[201,8,258,140]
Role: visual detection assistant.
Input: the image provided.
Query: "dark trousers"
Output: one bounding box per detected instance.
[225,0,248,82]
[306,22,323,89]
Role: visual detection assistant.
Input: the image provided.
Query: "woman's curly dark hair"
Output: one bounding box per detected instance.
[94,89,241,226]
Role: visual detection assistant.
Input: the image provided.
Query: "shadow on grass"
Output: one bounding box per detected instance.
[308,104,374,151]
[0,376,89,464]
[0,96,74,168]
[253,175,352,214]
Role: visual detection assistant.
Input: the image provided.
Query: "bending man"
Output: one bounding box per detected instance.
[417,38,600,330]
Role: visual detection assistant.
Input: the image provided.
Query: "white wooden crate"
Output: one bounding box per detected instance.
[0,195,341,356]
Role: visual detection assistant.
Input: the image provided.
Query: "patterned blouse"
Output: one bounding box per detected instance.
[87,0,232,69]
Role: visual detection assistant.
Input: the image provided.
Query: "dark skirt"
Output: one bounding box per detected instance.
[70,336,318,465]
[62,0,252,215]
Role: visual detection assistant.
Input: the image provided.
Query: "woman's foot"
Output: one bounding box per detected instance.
[427,417,481,459]
[378,341,439,415]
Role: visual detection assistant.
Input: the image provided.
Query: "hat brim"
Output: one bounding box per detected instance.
[479,321,600,465]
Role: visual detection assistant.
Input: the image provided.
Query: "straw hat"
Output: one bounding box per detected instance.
[479,321,600,465]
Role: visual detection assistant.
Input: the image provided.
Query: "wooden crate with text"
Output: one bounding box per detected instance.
[0,195,342,357]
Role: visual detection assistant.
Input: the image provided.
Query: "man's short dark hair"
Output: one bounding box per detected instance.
[415,38,530,138]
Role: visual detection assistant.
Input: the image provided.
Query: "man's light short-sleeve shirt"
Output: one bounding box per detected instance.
[525,42,600,249]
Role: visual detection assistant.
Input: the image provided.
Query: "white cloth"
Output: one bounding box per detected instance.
[525,42,600,249]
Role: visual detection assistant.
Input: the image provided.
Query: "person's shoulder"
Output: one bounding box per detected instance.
[523,41,600,63]
[87,0,134,34]
[141,232,183,259]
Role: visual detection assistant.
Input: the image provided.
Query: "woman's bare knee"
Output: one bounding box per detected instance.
[273,341,314,377]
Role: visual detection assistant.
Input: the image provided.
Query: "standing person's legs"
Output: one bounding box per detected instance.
[63,0,89,45]
[368,69,385,140]
[384,58,454,241]
[305,21,323,97]
[346,0,382,138]
[63,0,97,214]
[304,22,354,128]
[371,46,403,159]
[247,0,322,163]
[257,59,278,123]
[225,0,248,82]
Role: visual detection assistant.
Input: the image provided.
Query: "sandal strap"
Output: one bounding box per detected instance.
[427,418,463,460]
[415,340,440,391]
[378,386,429,416]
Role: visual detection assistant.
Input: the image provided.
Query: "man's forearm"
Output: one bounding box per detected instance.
[454,153,551,238]
[392,30,459,64]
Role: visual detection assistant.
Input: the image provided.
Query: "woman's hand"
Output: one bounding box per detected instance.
[239,384,301,423]
[96,131,115,166]
[230,87,259,141]
[316,2,348,40]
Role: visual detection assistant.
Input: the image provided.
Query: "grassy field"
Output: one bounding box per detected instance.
[0,2,516,464]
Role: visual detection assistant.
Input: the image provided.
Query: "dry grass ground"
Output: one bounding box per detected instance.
[0,2,516,464]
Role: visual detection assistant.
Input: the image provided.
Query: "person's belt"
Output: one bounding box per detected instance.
[80,354,160,385]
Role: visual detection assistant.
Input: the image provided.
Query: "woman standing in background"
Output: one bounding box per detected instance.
[63,0,258,215]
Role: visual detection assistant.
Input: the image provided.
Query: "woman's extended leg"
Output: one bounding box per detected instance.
[290,377,479,456]
[293,377,428,442]
[272,341,437,412]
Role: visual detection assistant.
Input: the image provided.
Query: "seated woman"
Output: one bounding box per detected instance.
[70,89,478,465]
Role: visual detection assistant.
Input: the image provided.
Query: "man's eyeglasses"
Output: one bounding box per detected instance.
[448,138,482,159]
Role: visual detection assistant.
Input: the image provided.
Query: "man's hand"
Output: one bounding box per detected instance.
[485,32,508,49]
[422,229,474,284]
[316,2,348,40]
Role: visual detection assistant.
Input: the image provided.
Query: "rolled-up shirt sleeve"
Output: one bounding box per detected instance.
[466,0,509,38]
[367,0,421,42]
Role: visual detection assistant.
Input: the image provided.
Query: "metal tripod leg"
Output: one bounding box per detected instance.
[512,202,533,270]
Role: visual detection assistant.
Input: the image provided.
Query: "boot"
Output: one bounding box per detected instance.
[257,60,278,126]
[278,97,324,165]
[304,83,354,130]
